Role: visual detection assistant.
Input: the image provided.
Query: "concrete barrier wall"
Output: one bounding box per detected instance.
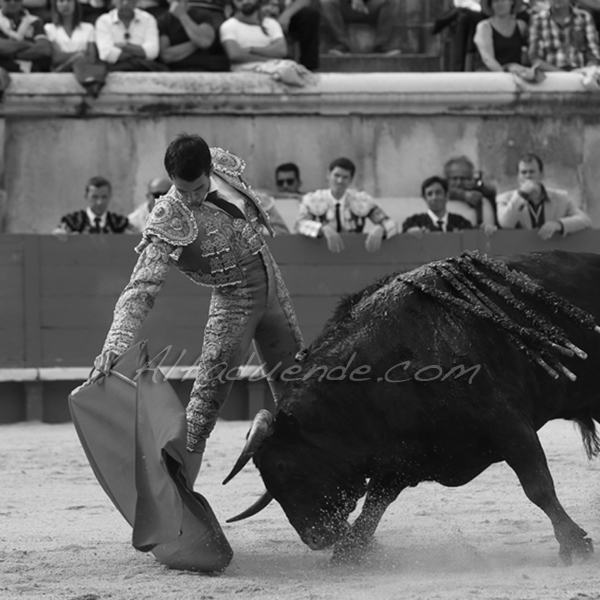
[2,72,600,233]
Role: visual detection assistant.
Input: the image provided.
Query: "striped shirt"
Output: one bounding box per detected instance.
[529,6,600,70]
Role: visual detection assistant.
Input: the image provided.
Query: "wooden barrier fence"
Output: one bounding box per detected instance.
[1,231,599,422]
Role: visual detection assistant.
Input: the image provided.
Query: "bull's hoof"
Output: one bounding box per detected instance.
[559,536,593,565]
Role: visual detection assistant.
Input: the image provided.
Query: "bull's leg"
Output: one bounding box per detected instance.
[496,423,593,564]
[332,474,406,563]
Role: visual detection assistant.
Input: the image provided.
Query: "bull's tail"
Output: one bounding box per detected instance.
[574,416,600,460]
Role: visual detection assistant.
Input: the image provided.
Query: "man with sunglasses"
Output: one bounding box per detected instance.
[128,176,172,233]
[0,0,51,73]
[274,162,303,199]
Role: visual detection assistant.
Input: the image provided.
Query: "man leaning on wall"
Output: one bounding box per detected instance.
[496,152,592,240]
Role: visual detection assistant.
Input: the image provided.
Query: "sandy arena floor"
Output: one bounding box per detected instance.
[1,418,600,600]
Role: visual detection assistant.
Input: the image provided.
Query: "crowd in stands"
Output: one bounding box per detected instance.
[0,0,322,87]
[53,149,593,250]
[3,0,600,87]
[441,0,600,86]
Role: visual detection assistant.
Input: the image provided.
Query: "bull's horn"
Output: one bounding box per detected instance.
[222,409,273,485]
[226,490,273,523]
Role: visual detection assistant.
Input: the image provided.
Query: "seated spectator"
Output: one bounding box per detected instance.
[320,0,401,56]
[274,161,303,198]
[95,0,167,70]
[53,176,134,235]
[127,176,171,232]
[262,0,320,70]
[402,175,474,238]
[219,0,314,85]
[158,0,229,70]
[0,0,52,72]
[529,0,600,73]
[444,155,498,226]
[45,0,97,71]
[474,0,543,81]
[296,157,397,253]
[496,152,592,239]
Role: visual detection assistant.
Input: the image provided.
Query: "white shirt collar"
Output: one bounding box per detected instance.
[86,207,107,228]
[427,209,448,230]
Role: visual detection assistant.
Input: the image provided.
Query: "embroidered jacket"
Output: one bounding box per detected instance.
[296,188,398,239]
[101,148,273,355]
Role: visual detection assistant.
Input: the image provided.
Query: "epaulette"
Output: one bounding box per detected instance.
[143,195,198,247]
[302,190,330,216]
[210,147,246,178]
[347,191,376,218]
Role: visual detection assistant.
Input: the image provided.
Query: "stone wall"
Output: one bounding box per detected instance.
[1,71,600,233]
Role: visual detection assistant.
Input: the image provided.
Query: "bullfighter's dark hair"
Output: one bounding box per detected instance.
[275,162,301,180]
[328,157,356,178]
[421,176,448,197]
[85,176,111,193]
[519,153,544,172]
[164,133,212,182]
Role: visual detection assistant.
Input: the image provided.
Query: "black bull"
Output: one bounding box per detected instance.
[224,250,600,563]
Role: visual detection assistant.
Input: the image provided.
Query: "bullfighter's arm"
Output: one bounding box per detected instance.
[295,193,325,237]
[101,239,175,356]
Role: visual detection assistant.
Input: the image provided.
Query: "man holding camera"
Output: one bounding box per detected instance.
[496,152,592,239]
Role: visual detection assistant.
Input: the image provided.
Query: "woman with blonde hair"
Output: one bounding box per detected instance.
[474,0,543,82]
[44,0,97,71]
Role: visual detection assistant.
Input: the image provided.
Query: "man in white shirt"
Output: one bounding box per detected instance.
[296,156,397,253]
[497,153,592,239]
[95,0,166,70]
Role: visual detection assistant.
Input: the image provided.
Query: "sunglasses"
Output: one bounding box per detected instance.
[277,178,296,186]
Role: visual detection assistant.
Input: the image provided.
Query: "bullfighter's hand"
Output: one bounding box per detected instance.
[538,221,562,240]
[365,225,385,252]
[93,350,119,376]
[322,225,345,253]
[481,223,498,237]
[405,226,424,240]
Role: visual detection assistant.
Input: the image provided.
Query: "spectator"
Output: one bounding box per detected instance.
[296,156,397,253]
[274,161,303,198]
[45,0,97,71]
[53,176,133,235]
[444,155,498,226]
[0,0,52,72]
[262,0,320,70]
[529,0,600,72]
[496,152,592,239]
[95,0,167,70]
[128,176,172,232]
[402,175,474,238]
[474,0,543,81]
[158,0,229,70]
[219,0,313,85]
[252,190,291,234]
[320,0,402,56]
